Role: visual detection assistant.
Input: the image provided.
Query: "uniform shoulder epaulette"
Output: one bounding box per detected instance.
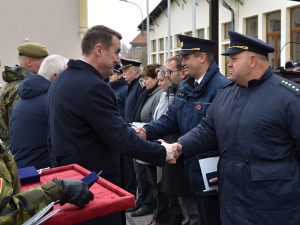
[279,79,300,96]
[139,77,145,88]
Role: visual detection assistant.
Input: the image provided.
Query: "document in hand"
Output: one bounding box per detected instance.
[198,156,219,192]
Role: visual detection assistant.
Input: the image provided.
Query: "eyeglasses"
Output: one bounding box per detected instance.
[166,69,181,75]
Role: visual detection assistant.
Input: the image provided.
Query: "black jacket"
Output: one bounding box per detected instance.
[109,77,128,119]
[46,60,166,186]
[124,75,145,123]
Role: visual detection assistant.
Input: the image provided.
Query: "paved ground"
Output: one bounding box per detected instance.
[126,211,153,225]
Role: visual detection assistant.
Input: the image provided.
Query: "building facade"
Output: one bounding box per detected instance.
[0,0,88,85]
[145,0,300,76]
[130,32,147,65]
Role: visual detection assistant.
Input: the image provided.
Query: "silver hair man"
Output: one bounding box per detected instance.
[38,55,68,82]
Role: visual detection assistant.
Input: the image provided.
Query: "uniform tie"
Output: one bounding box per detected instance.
[194,81,199,89]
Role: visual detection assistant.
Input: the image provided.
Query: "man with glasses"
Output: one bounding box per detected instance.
[136,35,231,225]
[165,56,186,89]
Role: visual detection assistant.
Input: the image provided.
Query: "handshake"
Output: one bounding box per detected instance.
[135,127,183,164]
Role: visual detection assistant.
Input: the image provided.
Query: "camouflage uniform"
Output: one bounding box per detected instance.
[0,145,64,225]
[0,65,30,149]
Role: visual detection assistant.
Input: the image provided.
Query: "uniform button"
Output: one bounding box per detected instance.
[296,89,299,91]
[292,86,295,88]
[288,83,292,86]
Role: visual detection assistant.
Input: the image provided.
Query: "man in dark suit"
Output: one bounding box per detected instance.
[46,25,177,225]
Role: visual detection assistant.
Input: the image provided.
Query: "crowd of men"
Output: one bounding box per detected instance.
[0,24,300,225]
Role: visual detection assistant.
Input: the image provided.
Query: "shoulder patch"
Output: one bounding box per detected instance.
[139,78,145,88]
[0,178,2,195]
[279,80,300,96]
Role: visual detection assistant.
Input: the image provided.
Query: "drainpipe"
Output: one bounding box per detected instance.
[222,0,234,30]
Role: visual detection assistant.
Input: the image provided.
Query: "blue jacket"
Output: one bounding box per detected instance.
[144,61,231,196]
[109,77,128,119]
[46,60,166,186]
[124,75,145,123]
[9,74,51,169]
[179,68,300,225]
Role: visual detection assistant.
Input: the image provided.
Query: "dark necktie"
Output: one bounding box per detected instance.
[194,81,199,89]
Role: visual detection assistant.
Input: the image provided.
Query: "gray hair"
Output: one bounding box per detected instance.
[38,55,68,81]
[155,66,167,76]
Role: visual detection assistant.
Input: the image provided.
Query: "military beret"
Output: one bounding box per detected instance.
[177,34,216,56]
[17,43,49,58]
[120,58,142,70]
[221,30,274,56]
[113,63,123,74]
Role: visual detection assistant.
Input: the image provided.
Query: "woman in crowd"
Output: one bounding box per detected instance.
[132,64,167,224]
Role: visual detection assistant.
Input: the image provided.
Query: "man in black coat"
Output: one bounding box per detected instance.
[46,25,177,225]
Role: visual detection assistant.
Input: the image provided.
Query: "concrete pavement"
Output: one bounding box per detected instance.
[126,211,153,225]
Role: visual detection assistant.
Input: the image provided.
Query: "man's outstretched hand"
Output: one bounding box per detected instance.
[161,142,179,164]
[135,127,147,140]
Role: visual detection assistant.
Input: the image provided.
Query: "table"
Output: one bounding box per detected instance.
[21,164,135,225]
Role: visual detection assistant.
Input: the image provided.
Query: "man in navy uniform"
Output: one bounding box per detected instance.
[136,35,231,225]
[46,25,176,225]
[121,58,145,123]
[109,63,127,118]
[171,30,300,225]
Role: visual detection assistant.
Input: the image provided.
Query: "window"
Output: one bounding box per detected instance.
[165,36,173,50]
[159,53,164,64]
[224,44,230,77]
[175,34,181,48]
[291,7,300,62]
[207,27,210,39]
[136,46,141,52]
[185,31,192,37]
[159,38,164,51]
[266,11,281,68]
[151,40,156,52]
[197,29,205,39]
[152,54,157,63]
[246,16,258,37]
[224,22,232,39]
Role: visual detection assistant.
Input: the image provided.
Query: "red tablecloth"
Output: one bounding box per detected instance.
[21,164,135,225]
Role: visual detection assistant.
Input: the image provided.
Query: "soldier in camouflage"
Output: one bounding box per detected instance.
[0,145,94,225]
[0,43,49,150]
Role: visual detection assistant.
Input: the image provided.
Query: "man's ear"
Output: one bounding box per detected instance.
[50,72,57,82]
[199,52,206,63]
[250,55,257,69]
[95,43,102,56]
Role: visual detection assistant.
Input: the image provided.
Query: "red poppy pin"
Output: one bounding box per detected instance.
[197,104,201,110]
